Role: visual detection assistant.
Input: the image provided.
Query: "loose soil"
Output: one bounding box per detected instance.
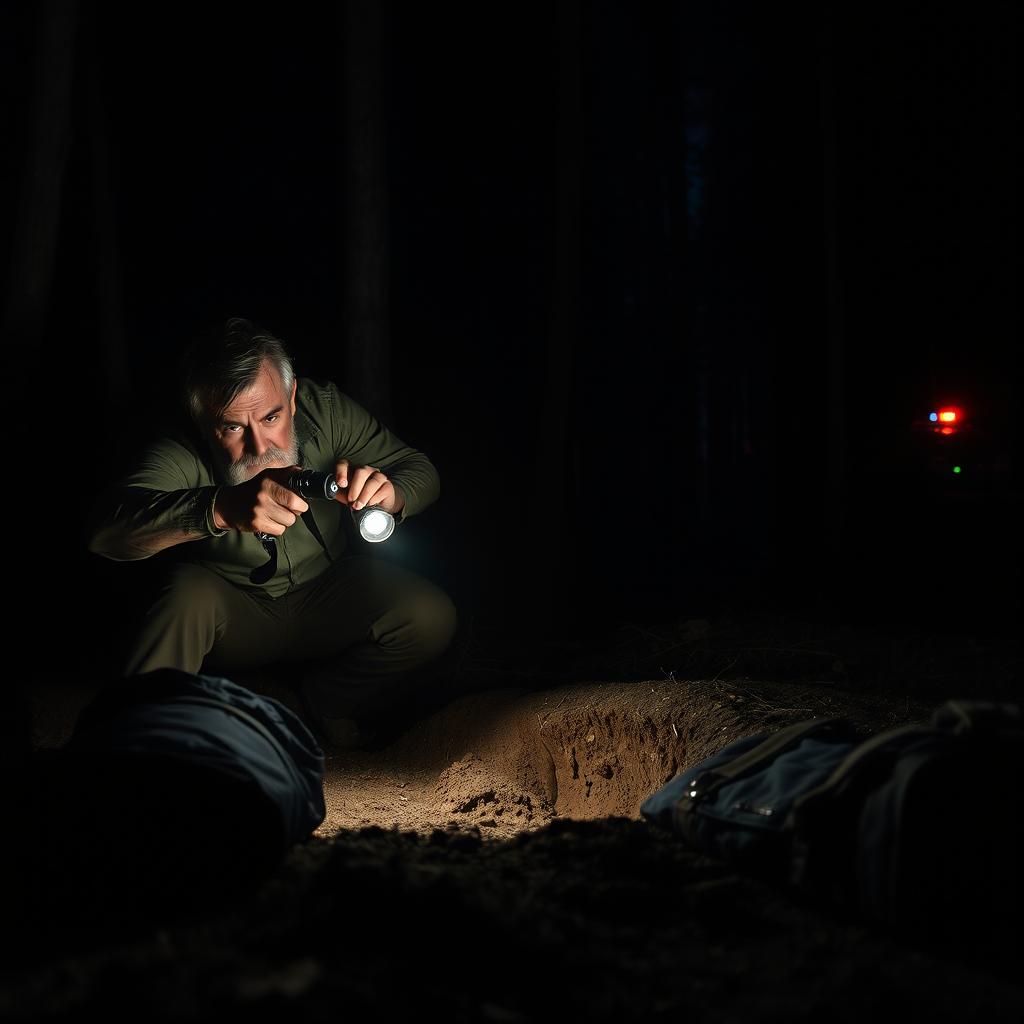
[6,610,1020,1021]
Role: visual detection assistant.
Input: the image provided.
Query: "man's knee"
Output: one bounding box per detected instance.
[125,564,228,677]
[156,564,227,619]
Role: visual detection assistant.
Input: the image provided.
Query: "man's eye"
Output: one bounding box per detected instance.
[266,415,279,423]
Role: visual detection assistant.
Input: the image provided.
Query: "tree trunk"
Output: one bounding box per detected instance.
[533,0,584,638]
[4,0,79,353]
[819,8,846,555]
[341,0,393,425]
[3,0,79,794]
[83,4,132,428]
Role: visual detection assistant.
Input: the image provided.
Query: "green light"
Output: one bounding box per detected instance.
[953,466,962,474]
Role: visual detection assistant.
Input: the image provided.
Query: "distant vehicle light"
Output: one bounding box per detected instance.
[953,466,962,474]
[929,412,938,422]
[938,408,959,423]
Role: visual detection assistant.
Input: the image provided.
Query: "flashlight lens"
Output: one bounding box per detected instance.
[363,510,389,535]
[357,507,394,543]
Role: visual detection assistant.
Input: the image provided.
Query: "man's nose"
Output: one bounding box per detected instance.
[245,426,271,459]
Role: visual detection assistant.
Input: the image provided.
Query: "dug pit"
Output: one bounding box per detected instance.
[314,677,923,838]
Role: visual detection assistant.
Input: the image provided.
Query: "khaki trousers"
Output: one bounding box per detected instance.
[123,554,459,723]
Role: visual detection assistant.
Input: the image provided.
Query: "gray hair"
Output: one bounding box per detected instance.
[182,317,296,428]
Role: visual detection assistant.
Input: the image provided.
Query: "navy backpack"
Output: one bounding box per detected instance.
[641,700,1024,939]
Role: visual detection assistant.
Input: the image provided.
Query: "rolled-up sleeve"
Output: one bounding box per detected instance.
[87,439,225,561]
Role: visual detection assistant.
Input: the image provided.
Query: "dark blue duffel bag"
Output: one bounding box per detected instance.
[67,667,327,851]
[19,668,328,936]
[641,700,1024,938]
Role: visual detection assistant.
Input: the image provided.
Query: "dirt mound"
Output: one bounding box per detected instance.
[316,676,921,837]
[433,752,555,836]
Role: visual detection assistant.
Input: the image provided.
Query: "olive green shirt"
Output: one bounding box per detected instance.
[87,378,440,599]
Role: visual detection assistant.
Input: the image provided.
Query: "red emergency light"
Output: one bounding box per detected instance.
[928,406,963,435]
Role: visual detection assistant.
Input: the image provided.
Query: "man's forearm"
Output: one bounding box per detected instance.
[383,456,439,524]
[88,485,226,561]
[390,482,406,516]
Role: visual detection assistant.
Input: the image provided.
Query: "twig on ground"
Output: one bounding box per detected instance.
[709,656,741,683]
[538,691,571,731]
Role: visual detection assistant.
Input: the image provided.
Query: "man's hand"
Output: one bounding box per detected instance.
[333,459,405,515]
[213,465,310,536]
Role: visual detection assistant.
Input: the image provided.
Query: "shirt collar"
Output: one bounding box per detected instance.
[294,399,315,466]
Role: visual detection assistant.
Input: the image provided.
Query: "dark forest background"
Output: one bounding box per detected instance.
[3,0,1019,685]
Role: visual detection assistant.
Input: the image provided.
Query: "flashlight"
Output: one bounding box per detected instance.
[254,469,395,544]
[288,468,341,501]
[298,468,396,542]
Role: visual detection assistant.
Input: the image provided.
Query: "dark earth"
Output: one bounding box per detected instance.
[4,608,1021,1021]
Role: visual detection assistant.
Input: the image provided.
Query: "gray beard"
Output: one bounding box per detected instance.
[215,422,301,487]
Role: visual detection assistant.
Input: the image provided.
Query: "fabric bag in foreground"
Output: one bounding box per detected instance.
[68,667,327,854]
[640,700,1024,939]
[22,669,325,934]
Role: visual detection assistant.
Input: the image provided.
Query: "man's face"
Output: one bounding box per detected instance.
[206,359,300,487]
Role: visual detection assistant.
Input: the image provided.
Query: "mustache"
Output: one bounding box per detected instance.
[237,447,292,470]
[223,433,300,487]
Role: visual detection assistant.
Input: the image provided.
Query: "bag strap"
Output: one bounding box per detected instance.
[672,717,850,844]
[932,699,1023,736]
[300,506,334,564]
[787,702,1024,895]
[787,722,933,819]
[792,701,1024,818]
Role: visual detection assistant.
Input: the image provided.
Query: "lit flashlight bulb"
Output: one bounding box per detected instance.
[356,505,395,543]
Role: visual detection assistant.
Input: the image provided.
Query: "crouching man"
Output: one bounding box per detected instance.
[87,317,459,749]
